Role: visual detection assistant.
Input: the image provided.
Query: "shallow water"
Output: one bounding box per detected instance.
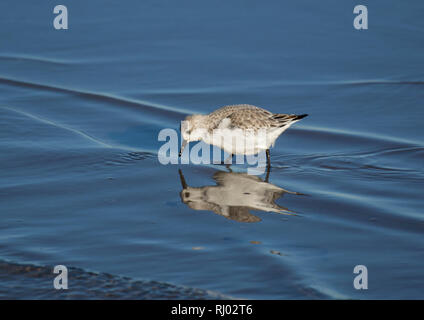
[0,0,423,299]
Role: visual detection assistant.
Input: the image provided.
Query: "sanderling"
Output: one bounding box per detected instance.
[178,169,302,221]
[178,104,307,165]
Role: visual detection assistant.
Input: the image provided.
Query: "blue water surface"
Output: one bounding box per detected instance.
[0,0,423,299]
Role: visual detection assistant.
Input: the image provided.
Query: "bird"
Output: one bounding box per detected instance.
[178,169,302,222]
[178,104,307,165]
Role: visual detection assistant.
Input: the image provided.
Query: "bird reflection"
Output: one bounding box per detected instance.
[178,169,303,223]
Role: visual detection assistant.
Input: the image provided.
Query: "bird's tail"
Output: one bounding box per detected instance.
[271,113,308,127]
[292,114,308,121]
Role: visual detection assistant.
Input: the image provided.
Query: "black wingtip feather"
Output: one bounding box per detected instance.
[294,114,308,120]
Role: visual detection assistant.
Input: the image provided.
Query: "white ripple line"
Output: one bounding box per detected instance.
[1,105,117,149]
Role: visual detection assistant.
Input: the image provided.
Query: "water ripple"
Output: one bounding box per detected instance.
[0,54,74,66]
[0,105,153,153]
[0,76,192,117]
[0,259,230,300]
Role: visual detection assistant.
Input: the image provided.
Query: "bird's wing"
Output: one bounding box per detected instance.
[226,206,262,223]
[270,114,308,127]
[211,105,307,130]
[217,111,273,130]
[220,111,305,130]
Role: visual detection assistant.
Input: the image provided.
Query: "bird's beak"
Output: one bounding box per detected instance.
[179,139,188,157]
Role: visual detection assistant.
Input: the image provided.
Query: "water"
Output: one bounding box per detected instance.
[0,0,423,299]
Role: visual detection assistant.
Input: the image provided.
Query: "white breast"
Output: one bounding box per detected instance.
[203,128,284,155]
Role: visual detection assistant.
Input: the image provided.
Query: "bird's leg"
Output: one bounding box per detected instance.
[223,153,234,165]
[179,140,188,157]
[225,163,233,172]
[266,149,271,165]
[178,169,188,189]
[265,149,271,182]
[223,153,234,171]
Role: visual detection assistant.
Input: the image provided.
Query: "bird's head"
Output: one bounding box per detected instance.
[179,114,208,157]
[180,114,207,142]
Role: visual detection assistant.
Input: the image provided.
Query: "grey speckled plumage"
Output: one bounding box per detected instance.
[206,104,307,131]
[179,104,308,157]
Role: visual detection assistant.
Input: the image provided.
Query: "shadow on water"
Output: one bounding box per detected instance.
[178,168,304,223]
[0,260,229,300]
